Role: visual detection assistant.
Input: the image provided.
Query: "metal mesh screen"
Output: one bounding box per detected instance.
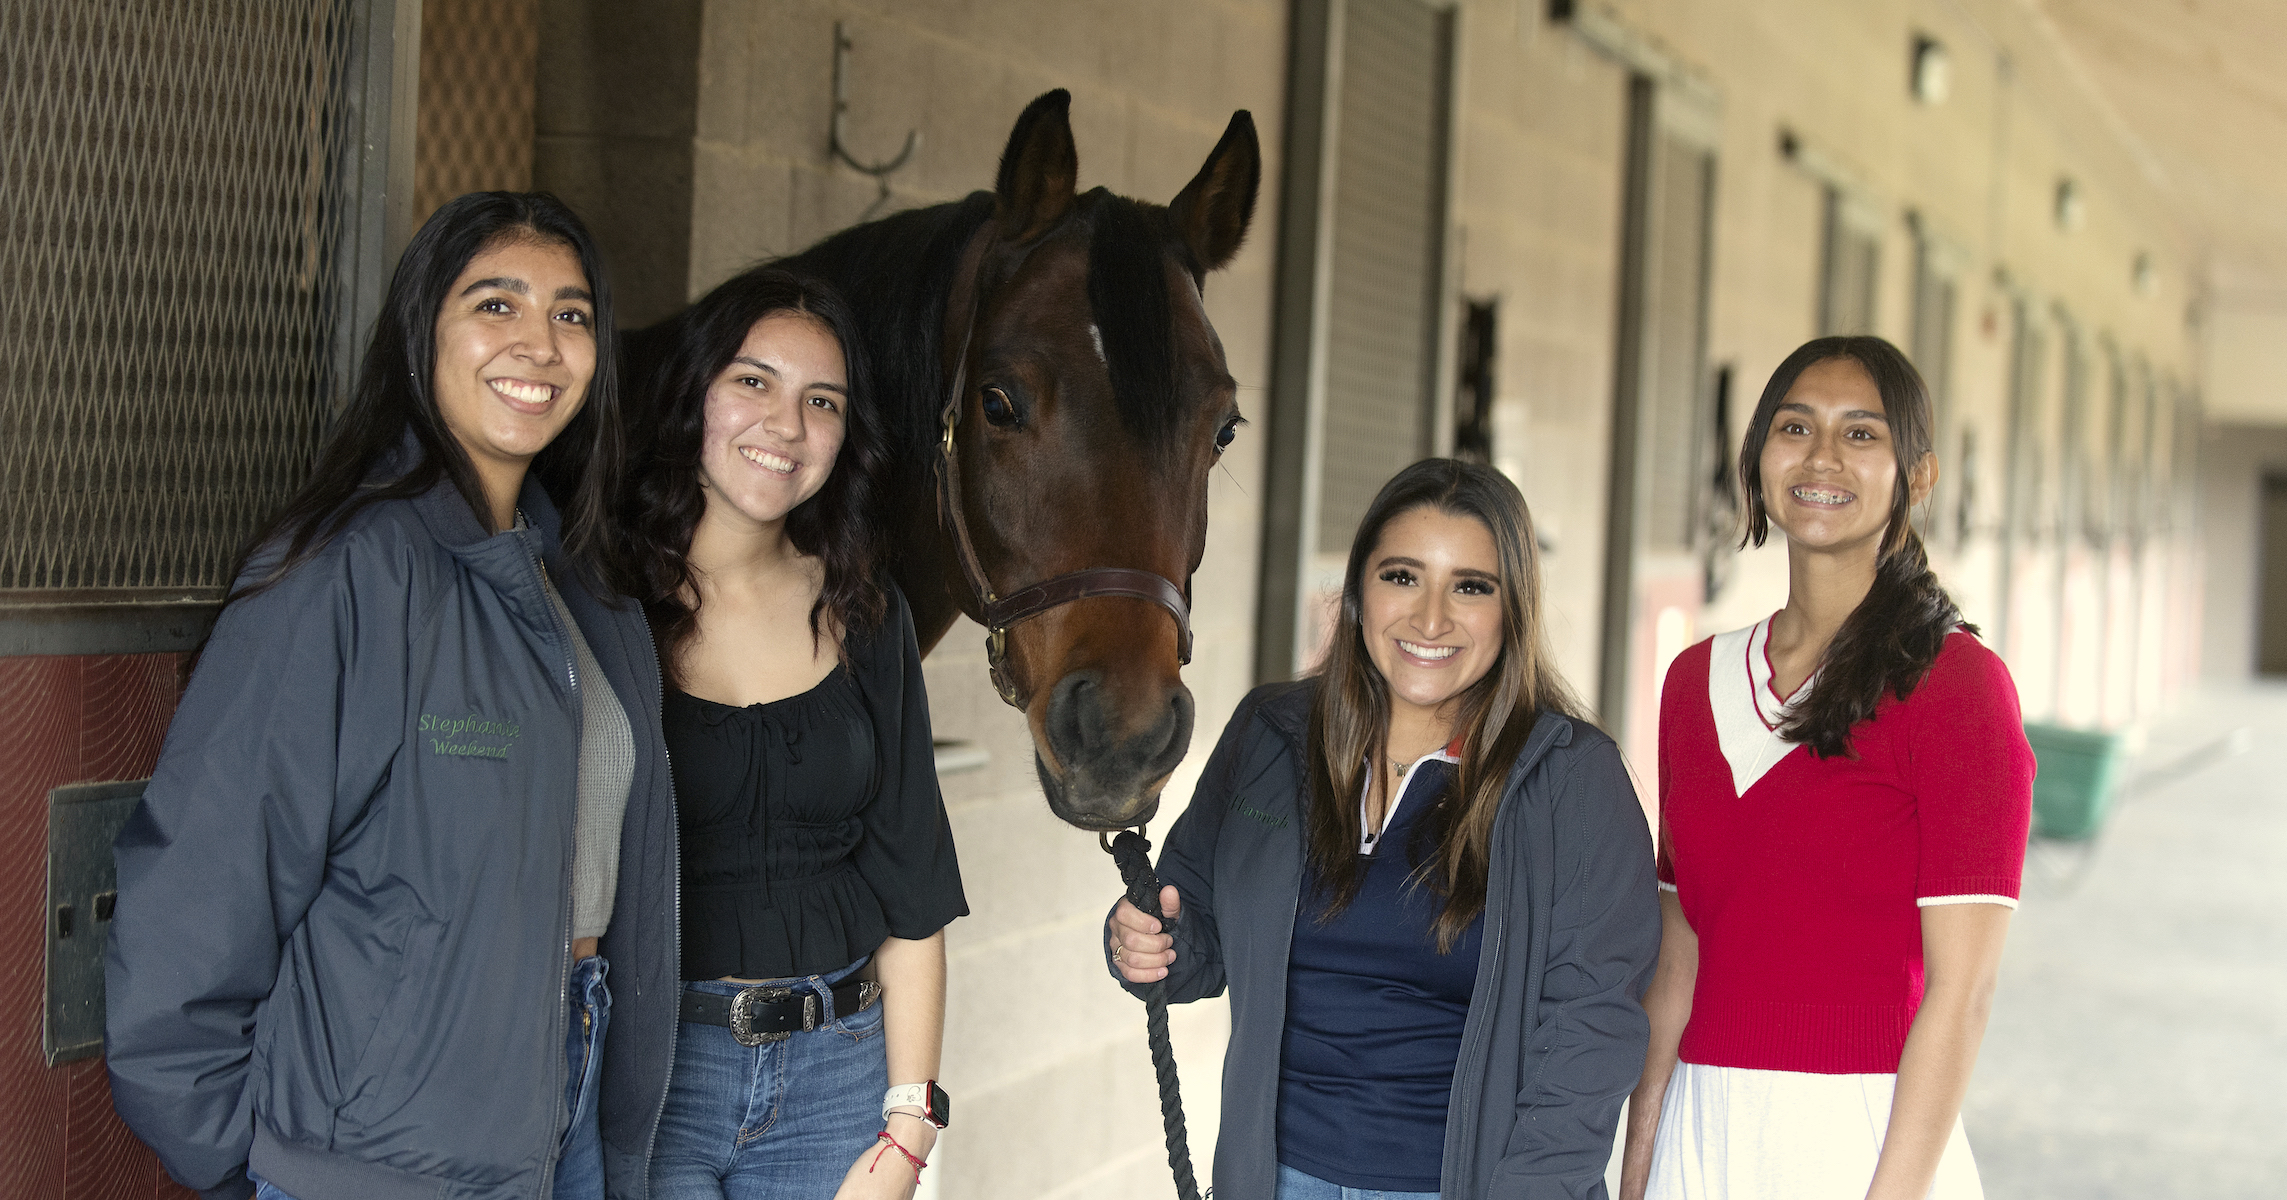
[0,0,357,591]
[413,0,538,226]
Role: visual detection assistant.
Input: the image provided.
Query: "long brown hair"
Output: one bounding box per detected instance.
[231,192,624,599]
[621,269,888,686]
[1304,459,1584,952]
[1737,335,1971,758]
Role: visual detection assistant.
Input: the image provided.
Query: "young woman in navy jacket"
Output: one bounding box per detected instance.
[1108,459,1662,1199]
[106,193,680,1200]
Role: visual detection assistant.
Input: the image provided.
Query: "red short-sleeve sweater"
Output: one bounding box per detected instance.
[1656,620,2035,1074]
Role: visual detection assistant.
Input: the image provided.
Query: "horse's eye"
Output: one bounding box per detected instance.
[1214,417,1241,453]
[981,387,1019,428]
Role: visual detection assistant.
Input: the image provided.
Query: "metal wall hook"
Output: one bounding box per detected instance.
[831,20,919,218]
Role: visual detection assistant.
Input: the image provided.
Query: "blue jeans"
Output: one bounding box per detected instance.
[254,954,612,1200]
[1276,1161,1441,1200]
[651,959,889,1199]
[553,954,613,1199]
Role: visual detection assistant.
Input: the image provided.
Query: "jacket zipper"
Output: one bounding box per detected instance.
[521,528,579,1200]
[1445,836,1505,1198]
[637,616,680,1195]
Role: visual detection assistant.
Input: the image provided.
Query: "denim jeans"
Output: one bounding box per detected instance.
[1276,1161,1442,1200]
[651,958,889,1200]
[552,955,613,1199]
[253,954,612,1200]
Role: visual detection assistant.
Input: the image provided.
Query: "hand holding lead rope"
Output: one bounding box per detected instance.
[1102,827,1205,1199]
[1106,829,1181,983]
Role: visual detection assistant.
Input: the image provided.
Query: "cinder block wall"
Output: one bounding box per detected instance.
[1454,0,2204,732]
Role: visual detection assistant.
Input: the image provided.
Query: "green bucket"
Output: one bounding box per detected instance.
[2023,722,2126,841]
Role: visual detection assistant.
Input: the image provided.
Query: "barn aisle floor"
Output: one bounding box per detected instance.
[1964,681,2287,1197]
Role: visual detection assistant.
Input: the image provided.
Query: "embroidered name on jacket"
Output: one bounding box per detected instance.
[419,712,521,759]
[1228,795,1288,829]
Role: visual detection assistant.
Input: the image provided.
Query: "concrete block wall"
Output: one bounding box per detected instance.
[1501,0,2206,726]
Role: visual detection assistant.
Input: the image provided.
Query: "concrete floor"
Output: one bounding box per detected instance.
[1963,682,2287,1196]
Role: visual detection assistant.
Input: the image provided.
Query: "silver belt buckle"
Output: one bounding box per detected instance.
[728,985,809,1047]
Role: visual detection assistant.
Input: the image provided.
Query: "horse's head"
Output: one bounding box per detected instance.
[938,91,1259,831]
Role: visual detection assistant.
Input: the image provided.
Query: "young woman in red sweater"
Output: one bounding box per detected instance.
[1619,336,2036,1200]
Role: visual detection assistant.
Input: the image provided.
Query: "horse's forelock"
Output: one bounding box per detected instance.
[1083,194,1187,448]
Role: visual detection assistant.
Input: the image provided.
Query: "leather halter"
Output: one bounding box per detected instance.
[934,226,1195,709]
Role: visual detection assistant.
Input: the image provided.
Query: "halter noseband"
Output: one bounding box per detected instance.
[934,227,1195,709]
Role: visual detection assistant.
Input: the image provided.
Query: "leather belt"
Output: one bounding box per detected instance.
[680,979,881,1047]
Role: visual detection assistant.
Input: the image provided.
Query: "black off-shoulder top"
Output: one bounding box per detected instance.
[663,587,968,980]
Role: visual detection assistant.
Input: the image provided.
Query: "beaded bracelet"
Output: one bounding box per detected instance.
[872,1129,928,1182]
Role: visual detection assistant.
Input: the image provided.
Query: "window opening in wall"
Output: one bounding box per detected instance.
[1818,187,1881,336]
[2258,472,2287,676]
[2099,342,2130,545]
[2003,299,2048,545]
[1314,0,1456,558]
[1454,297,1497,465]
[1597,73,1718,751]
[2056,317,2090,545]
[1907,214,1959,541]
[1256,0,1458,681]
[1702,362,1739,603]
[1993,293,2045,657]
[1955,426,1980,543]
[2113,356,2149,541]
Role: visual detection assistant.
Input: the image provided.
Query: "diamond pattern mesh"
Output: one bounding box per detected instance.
[413,0,538,227]
[0,0,356,591]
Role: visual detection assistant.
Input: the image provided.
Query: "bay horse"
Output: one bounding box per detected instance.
[648,91,1260,831]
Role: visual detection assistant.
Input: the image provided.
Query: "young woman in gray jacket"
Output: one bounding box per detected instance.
[106,193,679,1200]
[1108,459,1662,1200]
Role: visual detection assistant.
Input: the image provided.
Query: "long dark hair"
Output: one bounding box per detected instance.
[1738,335,1970,758]
[1305,459,1585,952]
[623,268,888,684]
[231,192,623,596]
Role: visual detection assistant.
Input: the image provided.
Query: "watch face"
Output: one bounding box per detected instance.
[929,1081,952,1128]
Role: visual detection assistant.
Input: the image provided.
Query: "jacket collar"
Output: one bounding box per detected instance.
[1255,676,1579,790]
[396,435,570,618]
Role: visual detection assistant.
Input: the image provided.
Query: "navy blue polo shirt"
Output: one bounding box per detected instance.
[1276,757,1483,1191]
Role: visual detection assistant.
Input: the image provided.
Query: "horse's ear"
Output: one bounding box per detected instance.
[995,90,1079,243]
[1169,110,1260,274]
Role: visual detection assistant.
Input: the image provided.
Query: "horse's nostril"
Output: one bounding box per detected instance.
[1046,670,1106,761]
[1151,687,1197,774]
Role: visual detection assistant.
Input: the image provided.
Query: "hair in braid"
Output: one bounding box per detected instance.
[1737,336,1973,759]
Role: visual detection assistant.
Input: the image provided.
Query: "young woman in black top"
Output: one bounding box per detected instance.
[623,268,967,1198]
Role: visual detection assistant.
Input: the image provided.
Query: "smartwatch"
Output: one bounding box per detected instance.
[882,1080,952,1129]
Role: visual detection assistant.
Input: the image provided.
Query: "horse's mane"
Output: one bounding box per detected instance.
[775,192,998,463]
[643,185,1195,465]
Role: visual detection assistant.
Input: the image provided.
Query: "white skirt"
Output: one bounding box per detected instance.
[1645,1062,1984,1200]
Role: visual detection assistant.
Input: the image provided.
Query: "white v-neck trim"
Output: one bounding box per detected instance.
[1710,616,1806,796]
[1359,747,1462,855]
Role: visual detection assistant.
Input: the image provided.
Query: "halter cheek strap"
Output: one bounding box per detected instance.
[934,227,1194,709]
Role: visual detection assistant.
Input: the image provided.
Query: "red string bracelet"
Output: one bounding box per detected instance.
[872,1129,927,1181]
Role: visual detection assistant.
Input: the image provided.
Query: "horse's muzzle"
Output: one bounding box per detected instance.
[1036,669,1194,829]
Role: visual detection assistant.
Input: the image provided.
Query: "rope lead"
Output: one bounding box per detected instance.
[1107,828,1206,1200]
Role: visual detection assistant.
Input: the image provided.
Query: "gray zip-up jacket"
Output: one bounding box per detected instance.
[1111,681,1660,1199]
[105,472,679,1200]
